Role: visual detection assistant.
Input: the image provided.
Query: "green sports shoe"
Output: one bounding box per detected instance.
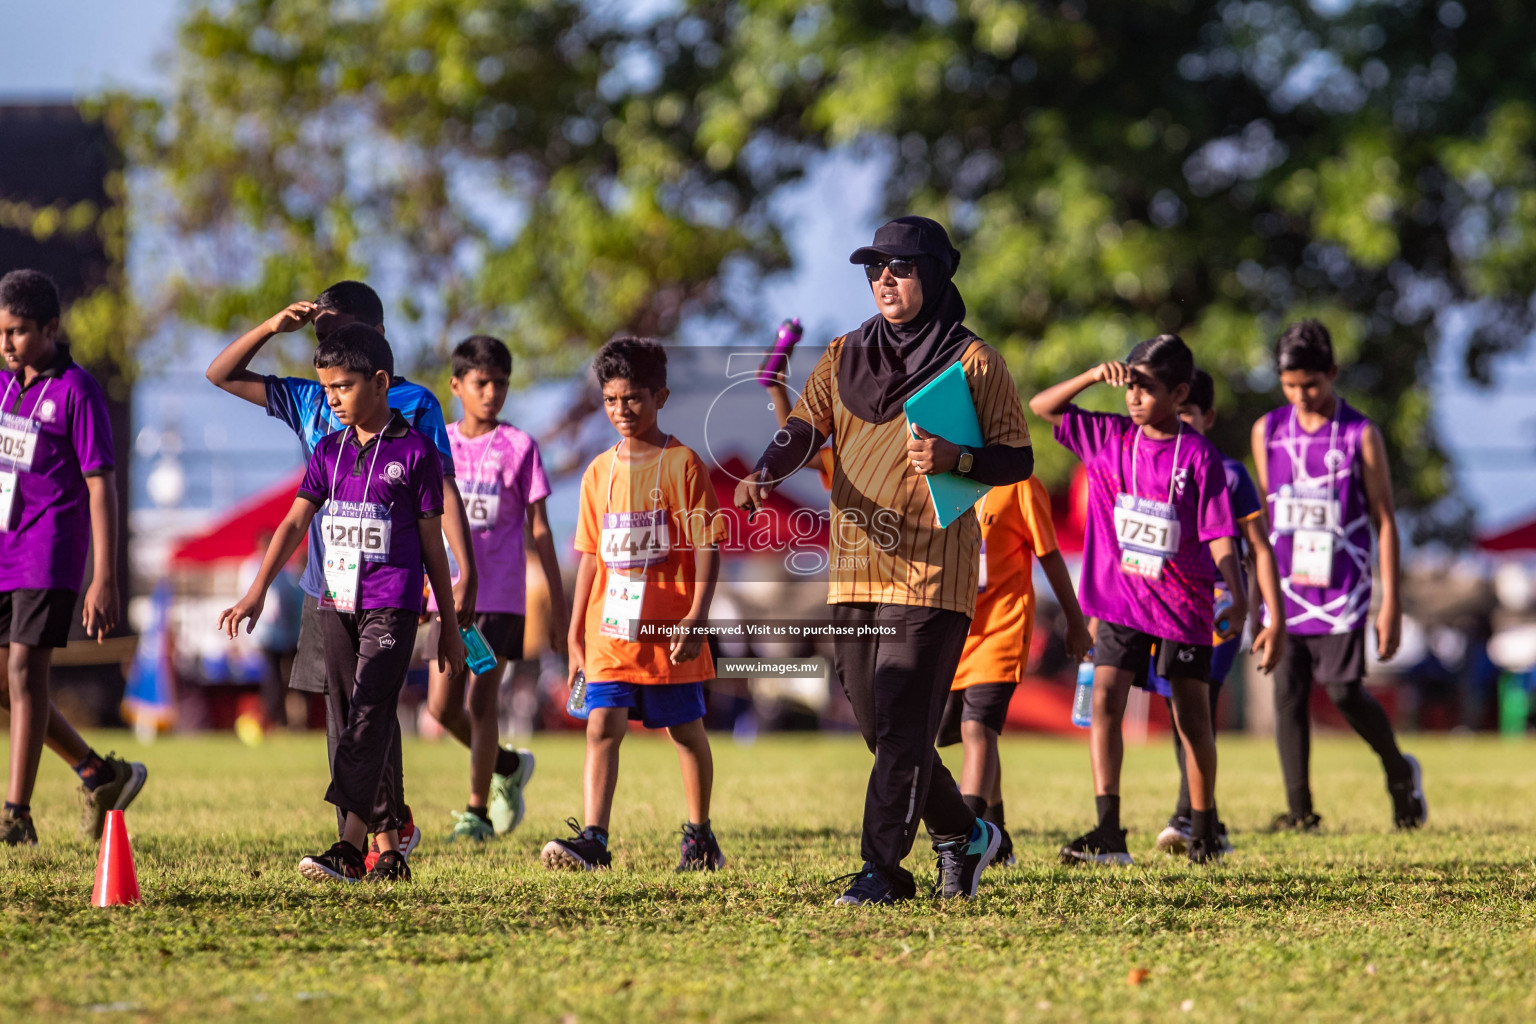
[2,809,38,846]
[489,748,535,834]
[448,810,495,843]
[79,753,148,840]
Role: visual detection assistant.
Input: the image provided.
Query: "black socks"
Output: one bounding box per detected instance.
[1095,794,1121,831]
[494,748,522,778]
[74,750,110,791]
[1191,808,1216,840]
[466,805,491,825]
[962,794,988,818]
[3,801,30,818]
[684,820,711,836]
[984,801,1005,828]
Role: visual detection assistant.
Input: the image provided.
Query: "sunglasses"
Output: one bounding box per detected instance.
[863,258,917,281]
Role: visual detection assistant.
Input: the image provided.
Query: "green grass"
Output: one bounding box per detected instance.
[2,731,1534,1023]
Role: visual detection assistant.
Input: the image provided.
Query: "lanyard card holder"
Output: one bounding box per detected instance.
[0,470,16,532]
[598,572,647,642]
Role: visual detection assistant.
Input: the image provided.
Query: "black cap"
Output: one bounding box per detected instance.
[848,216,960,273]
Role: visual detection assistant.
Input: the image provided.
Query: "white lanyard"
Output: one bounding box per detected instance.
[1285,402,1340,507]
[328,426,386,509]
[604,435,670,515]
[0,376,51,471]
[1128,421,1183,504]
[462,425,499,485]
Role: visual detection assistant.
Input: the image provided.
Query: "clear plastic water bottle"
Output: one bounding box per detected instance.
[566,669,590,720]
[1071,653,1094,728]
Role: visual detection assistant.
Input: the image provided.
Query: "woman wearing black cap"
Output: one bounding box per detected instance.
[736,216,1035,904]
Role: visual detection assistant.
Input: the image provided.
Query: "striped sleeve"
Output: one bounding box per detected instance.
[966,343,1031,449]
[789,338,838,438]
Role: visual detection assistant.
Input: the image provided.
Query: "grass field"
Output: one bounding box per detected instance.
[2,730,1534,1023]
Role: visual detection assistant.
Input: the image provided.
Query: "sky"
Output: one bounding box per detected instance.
[3,0,1535,541]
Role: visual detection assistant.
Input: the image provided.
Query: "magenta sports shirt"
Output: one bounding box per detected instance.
[426,421,551,616]
[0,346,115,593]
[296,412,445,613]
[1055,406,1236,646]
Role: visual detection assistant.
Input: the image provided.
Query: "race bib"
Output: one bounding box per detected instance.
[1273,493,1338,534]
[1114,494,1180,580]
[320,501,392,563]
[0,412,40,472]
[598,576,647,642]
[464,479,501,530]
[0,470,16,532]
[601,510,670,570]
[1291,529,1336,588]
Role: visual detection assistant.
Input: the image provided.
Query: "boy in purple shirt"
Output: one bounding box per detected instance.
[1252,320,1424,832]
[0,270,146,846]
[221,324,465,882]
[427,335,566,843]
[1032,334,1244,865]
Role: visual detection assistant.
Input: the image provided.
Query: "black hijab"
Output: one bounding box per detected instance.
[838,222,977,424]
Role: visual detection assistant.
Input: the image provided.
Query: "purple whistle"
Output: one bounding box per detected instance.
[757,317,804,387]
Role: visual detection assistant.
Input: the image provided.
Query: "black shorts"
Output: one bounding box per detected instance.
[288,594,329,693]
[1095,619,1212,685]
[0,589,77,649]
[937,682,1016,745]
[1284,629,1365,686]
[475,612,526,662]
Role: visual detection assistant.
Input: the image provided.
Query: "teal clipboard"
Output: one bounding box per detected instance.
[903,361,991,528]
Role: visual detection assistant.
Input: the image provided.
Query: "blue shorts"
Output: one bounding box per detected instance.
[584,680,706,730]
[1147,636,1240,697]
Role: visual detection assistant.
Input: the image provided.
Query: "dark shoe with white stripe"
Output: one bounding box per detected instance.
[1060,825,1133,866]
[833,863,915,906]
[299,841,366,883]
[1390,753,1428,829]
[934,820,1002,898]
[79,753,148,840]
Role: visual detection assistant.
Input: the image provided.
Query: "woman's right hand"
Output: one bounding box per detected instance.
[734,468,775,517]
[1092,361,1133,387]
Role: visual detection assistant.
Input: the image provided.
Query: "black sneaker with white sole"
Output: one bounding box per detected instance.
[79,753,148,840]
[299,840,366,883]
[994,824,1017,867]
[833,863,916,906]
[1059,825,1133,866]
[676,822,727,872]
[364,849,412,882]
[1187,832,1226,865]
[541,817,612,871]
[1269,811,1323,833]
[1390,753,1428,829]
[933,820,1002,898]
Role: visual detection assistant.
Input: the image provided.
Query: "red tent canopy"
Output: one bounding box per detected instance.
[1478,515,1536,553]
[709,455,831,553]
[169,470,307,566]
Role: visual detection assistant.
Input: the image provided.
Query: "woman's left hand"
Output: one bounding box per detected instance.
[907,425,959,475]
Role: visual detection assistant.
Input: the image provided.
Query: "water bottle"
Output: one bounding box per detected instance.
[757,317,804,386]
[566,669,590,720]
[459,623,498,676]
[1071,653,1095,728]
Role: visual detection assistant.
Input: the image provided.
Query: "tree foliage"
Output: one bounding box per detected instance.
[137,0,1536,542]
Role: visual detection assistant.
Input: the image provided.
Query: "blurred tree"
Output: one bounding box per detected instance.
[138,0,1535,541]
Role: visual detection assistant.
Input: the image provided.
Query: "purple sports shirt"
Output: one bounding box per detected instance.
[297,411,445,612]
[0,345,115,593]
[1055,406,1236,646]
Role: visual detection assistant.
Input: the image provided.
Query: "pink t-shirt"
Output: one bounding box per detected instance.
[430,421,551,616]
[1055,406,1236,645]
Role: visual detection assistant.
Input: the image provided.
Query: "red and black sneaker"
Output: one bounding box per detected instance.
[299,841,366,883]
[364,807,419,873]
[364,849,412,883]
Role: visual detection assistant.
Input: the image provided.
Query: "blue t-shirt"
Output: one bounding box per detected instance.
[265,374,454,597]
[1220,456,1263,592]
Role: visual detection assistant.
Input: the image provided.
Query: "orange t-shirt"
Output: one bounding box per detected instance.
[952,476,1059,690]
[574,439,726,685]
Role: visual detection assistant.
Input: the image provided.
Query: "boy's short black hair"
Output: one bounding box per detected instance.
[314,323,394,378]
[0,269,62,325]
[452,334,512,379]
[1276,319,1335,373]
[594,335,667,392]
[1125,333,1194,393]
[1185,368,1215,414]
[315,280,385,328]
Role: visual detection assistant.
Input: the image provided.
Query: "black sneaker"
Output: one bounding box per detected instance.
[541,817,612,871]
[298,840,366,883]
[995,824,1016,867]
[676,822,727,872]
[1,809,37,846]
[1390,753,1428,829]
[1059,825,1132,866]
[1269,811,1323,833]
[1187,832,1226,865]
[364,849,412,883]
[78,753,148,840]
[832,863,916,906]
[934,820,1002,898]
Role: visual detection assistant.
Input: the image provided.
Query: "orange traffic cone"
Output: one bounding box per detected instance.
[91,809,141,907]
